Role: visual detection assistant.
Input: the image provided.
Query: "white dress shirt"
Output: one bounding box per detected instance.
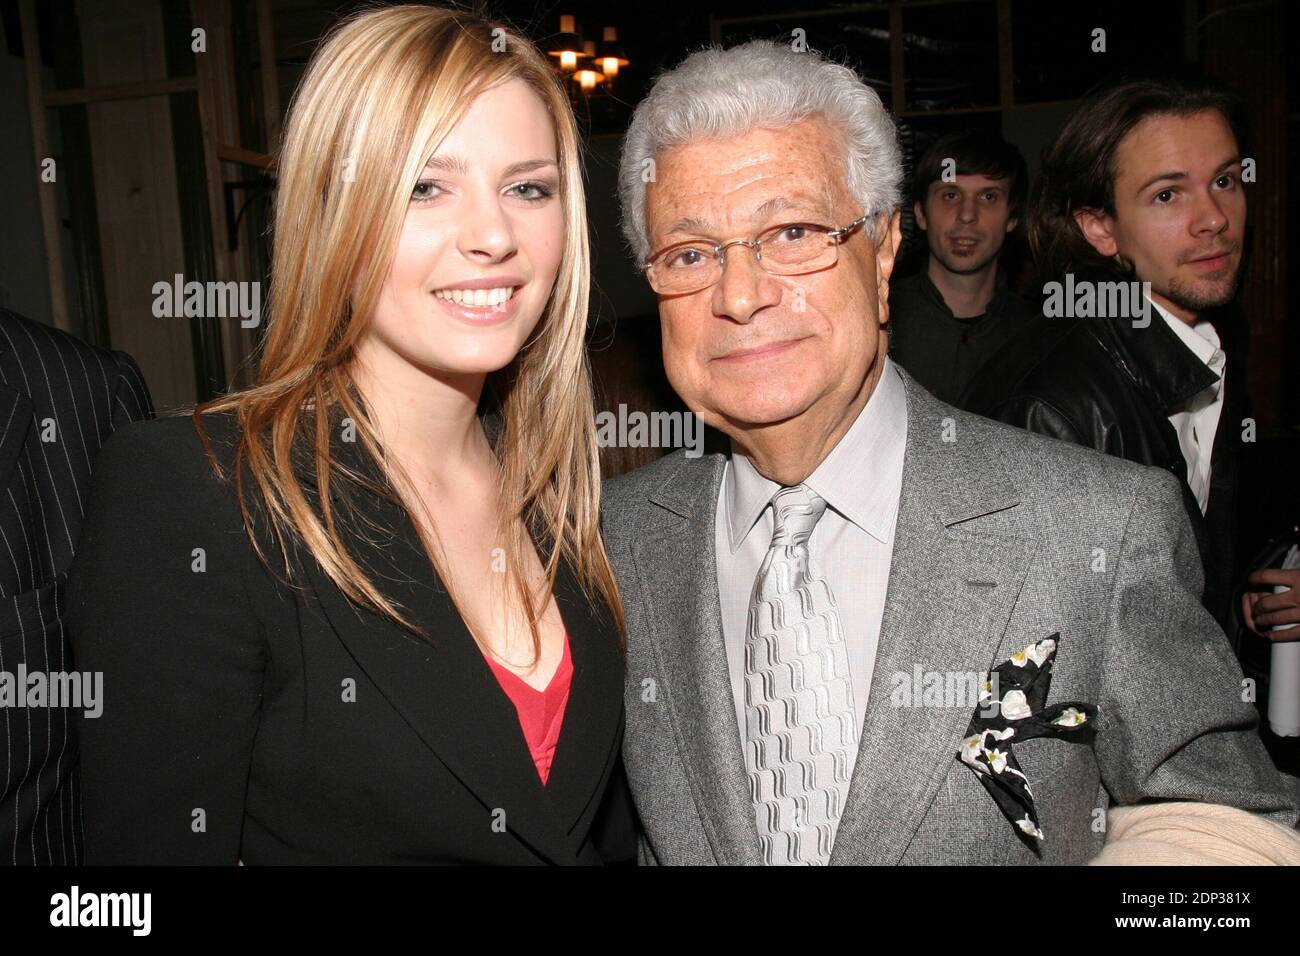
[714,355,908,743]
[1151,297,1226,514]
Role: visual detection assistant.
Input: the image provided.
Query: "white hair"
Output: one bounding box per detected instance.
[618,39,903,265]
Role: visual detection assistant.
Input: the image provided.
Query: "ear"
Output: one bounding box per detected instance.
[913,199,928,232]
[875,209,904,328]
[1005,214,1019,234]
[1073,206,1119,258]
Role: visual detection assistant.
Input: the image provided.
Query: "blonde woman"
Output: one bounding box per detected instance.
[68,5,630,864]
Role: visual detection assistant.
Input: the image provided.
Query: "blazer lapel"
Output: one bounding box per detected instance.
[293,424,607,864]
[631,451,764,865]
[538,554,626,840]
[0,382,33,489]
[829,370,1037,864]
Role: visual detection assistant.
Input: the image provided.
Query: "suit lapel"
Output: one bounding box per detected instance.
[631,452,764,865]
[294,424,617,864]
[829,370,1037,863]
[0,382,33,490]
[539,555,626,838]
[0,382,34,596]
[629,369,1035,865]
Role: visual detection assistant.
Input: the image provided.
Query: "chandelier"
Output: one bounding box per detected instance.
[546,16,629,94]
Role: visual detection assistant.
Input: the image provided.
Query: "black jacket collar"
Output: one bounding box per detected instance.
[285,407,623,863]
[1053,269,1222,415]
[1099,302,1221,415]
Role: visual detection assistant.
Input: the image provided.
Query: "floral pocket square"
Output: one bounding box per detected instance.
[957,634,1097,851]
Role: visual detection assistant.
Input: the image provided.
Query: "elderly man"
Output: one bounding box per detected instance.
[601,40,1300,865]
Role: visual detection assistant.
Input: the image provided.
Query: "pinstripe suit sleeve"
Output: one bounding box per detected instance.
[67,417,267,864]
[107,351,154,429]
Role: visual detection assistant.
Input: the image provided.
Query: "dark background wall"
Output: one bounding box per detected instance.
[1,0,1293,433]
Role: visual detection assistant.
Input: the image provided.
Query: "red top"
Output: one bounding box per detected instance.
[484,633,574,785]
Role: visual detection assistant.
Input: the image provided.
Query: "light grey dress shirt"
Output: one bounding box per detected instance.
[714,355,909,744]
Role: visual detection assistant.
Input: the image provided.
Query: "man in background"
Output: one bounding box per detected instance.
[0,306,153,865]
[962,73,1250,637]
[888,131,1035,404]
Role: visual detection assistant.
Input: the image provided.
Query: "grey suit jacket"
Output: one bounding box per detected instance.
[601,366,1298,865]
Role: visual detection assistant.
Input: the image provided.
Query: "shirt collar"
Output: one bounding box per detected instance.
[722,354,908,552]
[917,265,1011,322]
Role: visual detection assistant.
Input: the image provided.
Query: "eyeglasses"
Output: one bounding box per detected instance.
[642,214,871,295]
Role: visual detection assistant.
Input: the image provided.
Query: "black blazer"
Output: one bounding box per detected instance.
[0,308,152,866]
[67,409,632,864]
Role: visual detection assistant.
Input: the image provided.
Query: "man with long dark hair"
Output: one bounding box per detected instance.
[962,71,1252,635]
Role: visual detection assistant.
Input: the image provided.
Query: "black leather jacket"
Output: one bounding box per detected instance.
[960,288,1244,632]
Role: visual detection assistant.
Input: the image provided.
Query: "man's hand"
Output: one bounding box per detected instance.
[1242,568,1300,638]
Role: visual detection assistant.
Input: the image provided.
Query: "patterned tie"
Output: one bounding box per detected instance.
[743,484,858,865]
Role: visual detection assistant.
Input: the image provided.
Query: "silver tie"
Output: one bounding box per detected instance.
[743,484,857,865]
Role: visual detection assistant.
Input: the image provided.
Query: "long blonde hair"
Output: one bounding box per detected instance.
[194,4,623,654]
